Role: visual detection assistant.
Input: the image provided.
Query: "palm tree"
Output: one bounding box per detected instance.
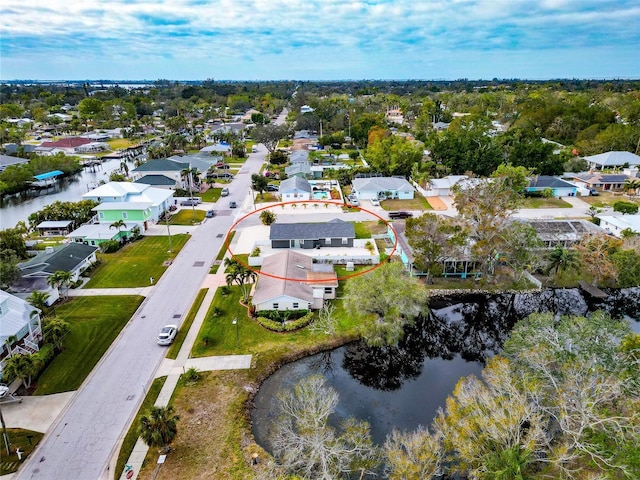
[42,316,71,352]
[27,290,50,316]
[110,219,127,241]
[3,353,37,389]
[48,270,74,299]
[545,246,580,281]
[623,179,640,197]
[138,405,180,451]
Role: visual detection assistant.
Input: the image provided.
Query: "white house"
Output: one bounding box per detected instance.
[597,214,640,237]
[19,243,99,283]
[352,176,415,200]
[252,251,338,311]
[0,290,42,378]
[423,175,468,197]
[279,176,312,201]
[584,151,640,170]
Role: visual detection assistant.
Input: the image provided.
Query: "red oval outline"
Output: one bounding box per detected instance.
[224,200,398,282]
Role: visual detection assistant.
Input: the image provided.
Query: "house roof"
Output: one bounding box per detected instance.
[429,175,468,189]
[132,158,189,172]
[285,163,312,176]
[526,219,602,241]
[573,173,631,184]
[252,251,337,305]
[352,176,414,192]
[279,176,312,193]
[40,137,92,148]
[289,150,309,163]
[37,220,74,228]
[584,151,640,167]
[68,222,136,239]
[0,290,39,340]
[0,154,30,169]
[83,182,173,207]
[598,214,640,233]
[391,221,414,263]
[134,174,177,186]
[528,176,577,189]
[270,219,355,241]
[2,144,37,155]
[19,243,98,276]
[94,202,153,211]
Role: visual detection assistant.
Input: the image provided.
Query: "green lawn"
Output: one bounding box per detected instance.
[84,235,190,288]
[199,188,222,203]
[34,296,144,394]
[170,209,205,225]
[381,197,433,210]
[191,286,359,359]
[580,192,640,208]
[115,376,166,477]
[107,138,137,150]
[0,429,44,475]
[166,288,209,360]
[522,197,573,208]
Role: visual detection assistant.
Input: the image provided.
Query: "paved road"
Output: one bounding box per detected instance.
[15,135,274,480]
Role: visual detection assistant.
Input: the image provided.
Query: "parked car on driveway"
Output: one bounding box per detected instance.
[157,325,178,345]
[388,211,413,219]
[347,195,360,206]
[180,199,199,206]
[266,184,279,192]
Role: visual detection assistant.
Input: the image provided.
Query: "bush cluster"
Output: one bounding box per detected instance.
[256,311,315,332]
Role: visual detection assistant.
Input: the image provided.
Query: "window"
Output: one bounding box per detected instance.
[293,302,299,309]
[325,237,331,244]
[273,303,279,309]
[122,212,128,219]
[99,212,104,220]
[324,287,333,294]
[342,237,348,245]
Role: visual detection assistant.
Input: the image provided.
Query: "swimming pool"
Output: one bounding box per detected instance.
[312,191,329,200]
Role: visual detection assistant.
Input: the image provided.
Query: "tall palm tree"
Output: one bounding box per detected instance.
[27,290,50,316]
[623,179,640,197]
[110,219,127,241]
[42,316,71,352]
[546,246,580,281]
[138,405,180,451]
[48,270,74,299]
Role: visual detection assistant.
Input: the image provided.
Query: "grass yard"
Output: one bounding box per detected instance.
[580,192,640,208]
[198,188,222,203]
[107,138,137,150]
[166,289,209,360]
[522,197,573,208]
[84,235,190,288]
[352,221,388,239]
[381,197,433,211]
[115,376,166,477]
[255,192,278,203]
[0,429,44,475]
[169,209,205,225]
[34,296,144,394]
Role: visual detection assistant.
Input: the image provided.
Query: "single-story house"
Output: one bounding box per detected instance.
[200,142,232,155]
[285,163,312,178]
[526,219,603,248]
[352,176,415,200]
[252,250,338,311]
[387,222,478,278]
[134,174,178,189]
[424,175,468,197]
[0,290,42,377]
[289,150,309,164]
[36,220,74,236]
[18,243,99,283]
[2,144,37,157]
[279,176,312,201]
[597,215,640,237]
[68,221,140,246]
[566,172,632,192]
[270,219,355,249]
[584,151,640,170]
[131,158,189,187]
[39,137,94,155]
[0,154,30,172]
[82,182,175,224]
[526,176,578,197]
[9,276,59,307]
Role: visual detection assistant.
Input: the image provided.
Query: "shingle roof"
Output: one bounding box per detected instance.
[270,219,355,241]
[132,158,189,172]
[41,137,92,148]
[0,290,38,339]
[279,176,312,193]
[19,243,98,275]
[134,174,177,186]
[352,176,414,192]
[584,151,640,167]
[528,176,576,189]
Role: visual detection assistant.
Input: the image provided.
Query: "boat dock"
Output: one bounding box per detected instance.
[578,280,608,298]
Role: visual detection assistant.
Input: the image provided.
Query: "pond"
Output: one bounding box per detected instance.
[252,287,640,451]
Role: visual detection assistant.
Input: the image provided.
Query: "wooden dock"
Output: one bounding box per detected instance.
[578,281,608,298]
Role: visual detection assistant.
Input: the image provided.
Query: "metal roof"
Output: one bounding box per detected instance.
[270,219,354,240]
[33,170,64,180]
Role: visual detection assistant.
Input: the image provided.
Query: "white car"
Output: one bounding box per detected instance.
[157,325,178,346]
[370,197,380,206]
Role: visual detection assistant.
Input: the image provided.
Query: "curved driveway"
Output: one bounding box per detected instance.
[15,139,274,480]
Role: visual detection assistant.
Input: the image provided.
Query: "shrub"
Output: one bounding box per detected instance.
[100,240,121,253]
[255,311,315,332]
[613,201,639,215]
[255,309,309,322]
[250,247,261,257]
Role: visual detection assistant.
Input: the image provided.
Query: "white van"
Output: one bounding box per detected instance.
[251,145,258,153]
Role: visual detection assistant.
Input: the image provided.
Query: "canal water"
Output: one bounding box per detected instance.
[0,158,130,229]
[251,287,640,449]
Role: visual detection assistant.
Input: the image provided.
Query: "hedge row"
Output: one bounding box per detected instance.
[256,311,315,332]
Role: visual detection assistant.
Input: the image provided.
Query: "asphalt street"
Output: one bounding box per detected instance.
[14,137,273,480]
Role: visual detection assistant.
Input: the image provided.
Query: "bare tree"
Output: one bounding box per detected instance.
[310,302,337,335]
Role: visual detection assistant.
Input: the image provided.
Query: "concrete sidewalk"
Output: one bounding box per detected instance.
[68,287,153,297]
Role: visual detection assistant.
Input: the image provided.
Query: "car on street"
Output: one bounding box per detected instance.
[180,199,199,206]
[370,197,380,206]
[157,325,178,346]
[221,188,229,197]
[205,209,215,218]
[388,211,413,219]
[229,201,237,208]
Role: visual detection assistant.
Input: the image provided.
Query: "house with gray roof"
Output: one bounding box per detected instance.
[19,243,99,283]
[131,158,189,187]
[1,290,42,377]
[134,174,178,189]
[526,176,577,197]
[2,144,37,157]
[566,172,632,192]
[352,176,415,200]
[0,154,30,172]
[251,250,338,311]
[270,219,355,249]
[584,151,640,169]
[597,214,640,237]
[279,176,312,201]
[285,162,312,178]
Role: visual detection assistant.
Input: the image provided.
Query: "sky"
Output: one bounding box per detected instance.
[1,0,639,81]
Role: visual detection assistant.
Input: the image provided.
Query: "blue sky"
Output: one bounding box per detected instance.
[1,0,638,81]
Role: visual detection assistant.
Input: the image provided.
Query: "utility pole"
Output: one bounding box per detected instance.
[0,403,11,456]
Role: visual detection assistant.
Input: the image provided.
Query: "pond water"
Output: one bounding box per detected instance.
[252,287,640,450]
